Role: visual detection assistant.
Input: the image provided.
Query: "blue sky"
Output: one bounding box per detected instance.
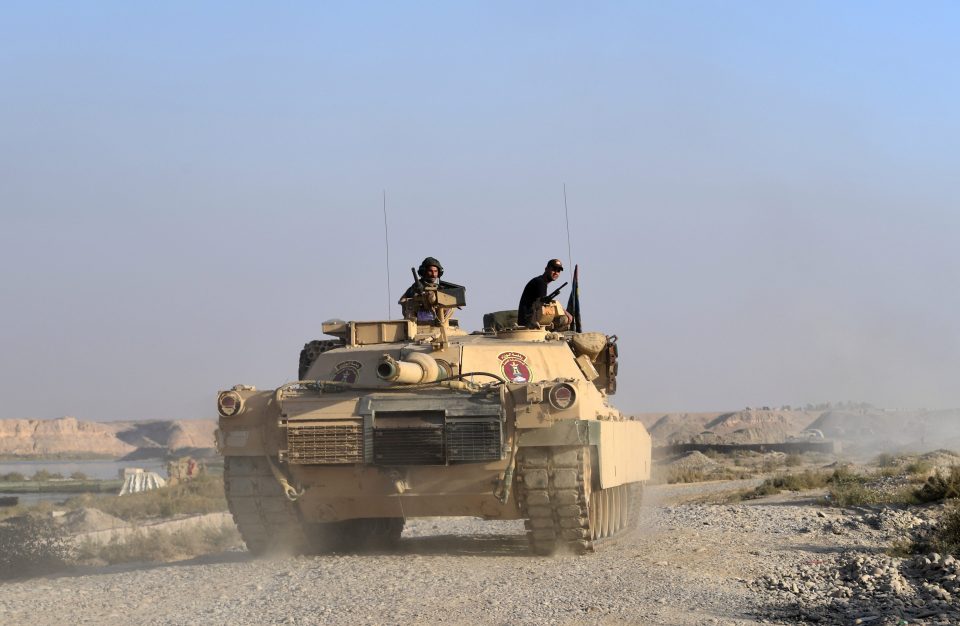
[1,2,958,419]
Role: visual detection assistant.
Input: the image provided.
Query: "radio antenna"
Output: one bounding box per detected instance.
[383,189,392,319]
[563,183,573,268]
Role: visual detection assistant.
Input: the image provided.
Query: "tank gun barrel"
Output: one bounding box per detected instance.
[376,352,442,384]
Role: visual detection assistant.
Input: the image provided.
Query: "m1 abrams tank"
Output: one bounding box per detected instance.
[215,282,651,555]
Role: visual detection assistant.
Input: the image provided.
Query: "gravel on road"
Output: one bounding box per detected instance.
[1,480,955,626]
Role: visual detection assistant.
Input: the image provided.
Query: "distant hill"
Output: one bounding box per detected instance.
[636,409,821,445]
[0,417,217,459]
[635,408,960,455]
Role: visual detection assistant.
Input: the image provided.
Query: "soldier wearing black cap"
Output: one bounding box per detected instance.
[399,257,457,321]
[517,259,568,327]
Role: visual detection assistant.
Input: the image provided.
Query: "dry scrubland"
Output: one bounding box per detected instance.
[1,451,959,624]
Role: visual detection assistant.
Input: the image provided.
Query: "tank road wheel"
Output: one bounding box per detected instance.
[517,446,645,555]
[596,489,614,537]
[298,339,340,380]
[224,456,309,556]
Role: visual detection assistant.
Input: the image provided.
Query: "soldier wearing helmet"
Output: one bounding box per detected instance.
[399,257,458,322]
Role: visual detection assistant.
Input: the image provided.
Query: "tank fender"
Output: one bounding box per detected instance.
[517,419,651,487]
[516,419,596,447]
[216,389,280,456]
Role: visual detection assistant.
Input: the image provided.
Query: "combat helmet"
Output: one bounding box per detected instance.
[418,256,444,278]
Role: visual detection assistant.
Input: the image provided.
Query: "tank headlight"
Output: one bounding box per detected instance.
[547,383,577,410]
[218,391,244,417]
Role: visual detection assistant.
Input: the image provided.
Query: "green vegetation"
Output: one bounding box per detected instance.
[784,454,804,467]
[902,501,960,558]
[915,467,960,503]
[69,471,89,480]
[905,460,934,477]
[0,479,123,495]
[65,474,227,521]
[929,502,960,557]
[875,452,897,468]
[652,464,752,485]
[0,474,236,577]
[0,515,73,579]
[0,471,26,482]
[725,466,922,506]
[30,470,64,481]
[657,467,710,484]
[734,470,834,500]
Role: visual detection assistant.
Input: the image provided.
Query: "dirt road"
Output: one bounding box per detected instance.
[1,480,955,625]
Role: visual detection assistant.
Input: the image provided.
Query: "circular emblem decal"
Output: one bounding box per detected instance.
[332,360,362,383]
[498,351,532,383]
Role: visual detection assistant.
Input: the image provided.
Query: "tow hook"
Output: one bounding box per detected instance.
[387,469,410,494]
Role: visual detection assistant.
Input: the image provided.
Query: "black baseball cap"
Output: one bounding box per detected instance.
[546,259,564,271]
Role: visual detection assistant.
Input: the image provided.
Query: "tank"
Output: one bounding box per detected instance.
[215,283,651,555]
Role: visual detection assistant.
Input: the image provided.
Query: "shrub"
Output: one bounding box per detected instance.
[70,471,89,480]
[0,515,73,579]
[739,470,833,500]
[650,466,708,484]
[0,472,25,482]
[827,466,863,485]
[905,460,934,477]
[878,466,901,478]
[907,501,960,558]
[65,474,228,521]
[785,454,804,468]
[31,469,54,481]
[75,523,241,565]
[823,467,920,507]
[915,467,960,503]
[929,501,960,557]
[875,453,897,468]
[760,456,783,473]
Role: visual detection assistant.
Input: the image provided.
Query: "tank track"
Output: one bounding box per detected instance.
[225,457,405,554]
[516,446,643,555]
[224,456,309,555]
[298,339,342,380]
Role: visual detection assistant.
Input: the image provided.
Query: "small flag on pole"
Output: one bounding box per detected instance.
[566,264,582,333]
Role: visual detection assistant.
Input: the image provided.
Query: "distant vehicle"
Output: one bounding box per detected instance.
[216,282,651,555]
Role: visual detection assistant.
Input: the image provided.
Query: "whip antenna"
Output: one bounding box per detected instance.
[383,190,392,319]
[563,183,583,332]
[563,183,573,268]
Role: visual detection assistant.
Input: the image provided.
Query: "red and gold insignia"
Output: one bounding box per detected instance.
[332,360,362,383]
[498,351,532,383]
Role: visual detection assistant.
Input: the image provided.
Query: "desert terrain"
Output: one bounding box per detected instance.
[0,417,217,459]
[2,465,959,626]
[2,413,959,625]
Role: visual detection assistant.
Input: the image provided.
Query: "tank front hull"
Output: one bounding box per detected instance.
[286,462,522,522]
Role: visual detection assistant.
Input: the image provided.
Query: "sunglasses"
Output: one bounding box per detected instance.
[549,267,563,272]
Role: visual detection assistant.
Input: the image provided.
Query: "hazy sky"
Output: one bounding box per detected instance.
[2,2,958,420]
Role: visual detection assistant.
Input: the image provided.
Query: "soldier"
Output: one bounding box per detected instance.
[399,256,456,321]
[517,259,572,328]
